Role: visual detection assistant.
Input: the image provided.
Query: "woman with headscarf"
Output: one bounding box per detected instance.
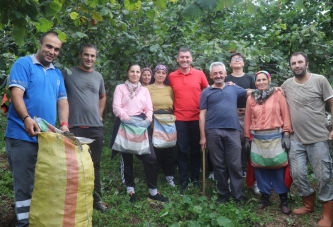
[111,63,169,203]
[140,68,152,86]
[244,70,292,214]
[147,64,176,187]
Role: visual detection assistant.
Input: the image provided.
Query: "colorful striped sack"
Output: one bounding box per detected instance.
[152,114,177,148]
[250,129,288,169]
[112,121,150,155]
[29,132,94,227]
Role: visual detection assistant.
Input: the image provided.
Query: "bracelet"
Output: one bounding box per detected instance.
[22,115,30,123]
[60,122,69,127]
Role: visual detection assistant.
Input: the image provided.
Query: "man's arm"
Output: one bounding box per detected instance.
[11,87,40,136]
[99,94,106,121]
[57,99,69,132]
[327,98,333,140]
[199,109,207,152]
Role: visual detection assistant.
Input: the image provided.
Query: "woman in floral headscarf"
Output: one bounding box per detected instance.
[244,70,292,214]
[147,64,176,187]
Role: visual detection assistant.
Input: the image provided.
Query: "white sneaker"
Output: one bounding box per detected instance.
[251,181,260,195]
[208,172,215,180]
[166,176,176,187]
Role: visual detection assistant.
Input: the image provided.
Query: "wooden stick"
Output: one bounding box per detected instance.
[202,148,206,196]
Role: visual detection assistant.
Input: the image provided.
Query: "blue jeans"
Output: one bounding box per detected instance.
[176,120,201,183]
[289,140,333,201]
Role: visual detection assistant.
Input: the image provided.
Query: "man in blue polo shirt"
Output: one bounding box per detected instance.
[5,31,69,227]
[199,62,252,204]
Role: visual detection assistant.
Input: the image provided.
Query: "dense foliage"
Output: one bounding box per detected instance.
[1,0,333,114]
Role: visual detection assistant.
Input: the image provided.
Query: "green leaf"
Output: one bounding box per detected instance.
[194,0,217,11]
[56,30,67,42]
[13,27,27,47]
[35,18,53,32]
[49,1,62,12]
[92,11,103,21]
[153,0,167,9]
[70,12,79,20]
[87,0,98,8]
[293,0,305,9]
[216,216,233,227]
[75,32,88,38]
[246,1,258,14]
[14,10,24,19]
[124,0,141,11]
[182,3,204,19]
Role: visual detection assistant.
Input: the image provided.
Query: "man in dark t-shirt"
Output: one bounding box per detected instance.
[63,44,108,212]
[224,52,259,195]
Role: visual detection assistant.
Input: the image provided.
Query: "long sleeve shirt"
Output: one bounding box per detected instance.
[244,91,292,138]
[113,84,153,122]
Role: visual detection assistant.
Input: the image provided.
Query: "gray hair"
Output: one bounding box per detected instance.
[209,62,226,73]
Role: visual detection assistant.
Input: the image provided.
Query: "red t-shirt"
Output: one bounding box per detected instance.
[169,68,208,121]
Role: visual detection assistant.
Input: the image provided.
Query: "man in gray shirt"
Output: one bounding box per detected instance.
[282,52,333,227]
[63,44,107,212]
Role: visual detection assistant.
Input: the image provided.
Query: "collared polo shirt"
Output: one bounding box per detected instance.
[169,67,208,121]
[200,85,247,130]
[6,55,67,143]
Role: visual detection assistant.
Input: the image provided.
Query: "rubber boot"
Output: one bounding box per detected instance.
[258,193,270,209]
[279,193,291,214]
[292,192,316,215]
[317,201,333,227]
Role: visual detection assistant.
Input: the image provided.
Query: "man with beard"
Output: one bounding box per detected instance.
[281,52,333,227]
[199,62,252,204]
[168,48,208,195]
[63,44,108,212]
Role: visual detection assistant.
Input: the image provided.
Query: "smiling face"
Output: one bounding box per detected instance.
[141,71,152,86]
[154,69,167,84]
[79,47,97,72]
[255,73,269,91]
[290,54,309,79]
[127,65,141,84]
[176,51,192,70]
[210,65,226,86]
[36,34,62,67]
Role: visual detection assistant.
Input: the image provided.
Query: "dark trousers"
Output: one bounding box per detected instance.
[121,141,158,189]
[70,127,104,202]
[5,138,38,227]
[176,120,201,183]
[206,128,243,200]
[154,147,175,177]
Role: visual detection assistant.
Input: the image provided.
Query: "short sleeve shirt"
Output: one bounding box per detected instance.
[5,55,67,143]
[281,74,333,144]
[200,85,247,130]
[169,68,208,121]
[63,66,105,127]
[225,73,256,108]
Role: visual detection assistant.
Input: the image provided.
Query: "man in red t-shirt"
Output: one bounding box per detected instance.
[169,48,208,194]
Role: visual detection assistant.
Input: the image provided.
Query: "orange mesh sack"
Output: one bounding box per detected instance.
[29,132,94,227]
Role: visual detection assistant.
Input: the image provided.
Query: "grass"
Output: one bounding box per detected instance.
[0,115,330,227]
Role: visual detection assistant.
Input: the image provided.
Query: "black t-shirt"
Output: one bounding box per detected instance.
[225,73,256,108]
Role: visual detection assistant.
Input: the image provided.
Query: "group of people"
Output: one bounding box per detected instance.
[4,30,333,227]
